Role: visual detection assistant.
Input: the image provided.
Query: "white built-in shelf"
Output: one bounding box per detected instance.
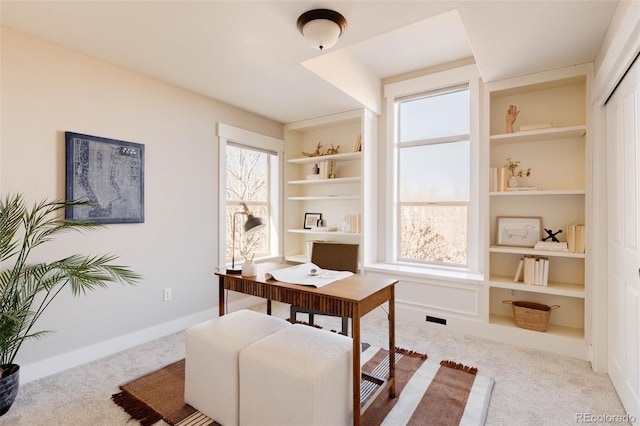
[287,195,361,201]
[490,189,585,196]
[490,125,586,145]
[489,275,585,298]
[489,245,586,258]
[287,177,360,185]
[489,314,584,339]
[287,229,362,237]
[287,151,362,165]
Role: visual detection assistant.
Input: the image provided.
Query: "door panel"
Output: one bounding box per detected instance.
[607,56,640,421]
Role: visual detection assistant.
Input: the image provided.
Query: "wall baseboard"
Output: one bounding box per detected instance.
[20,297,261,384]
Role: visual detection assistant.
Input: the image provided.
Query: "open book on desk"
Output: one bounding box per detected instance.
[265,262,353,288]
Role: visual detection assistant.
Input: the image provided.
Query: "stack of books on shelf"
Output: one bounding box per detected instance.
[534,241,568,252]
[567,224,585,253]
[345,214,362,233]
[514,256,549,286]
[489,167,509,192]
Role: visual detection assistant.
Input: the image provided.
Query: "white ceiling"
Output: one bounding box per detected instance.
[0,1,619,124]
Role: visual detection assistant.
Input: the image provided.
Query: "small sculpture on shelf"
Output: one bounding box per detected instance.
[328,161,336,179]
[325,144,340,155]
[505,104,520,134]
[542,228,563,242]
[302,142,323,157]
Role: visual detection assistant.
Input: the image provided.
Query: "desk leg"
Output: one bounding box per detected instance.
[218,276,225,317]
[389,288,396,397]
[352,307,361,426]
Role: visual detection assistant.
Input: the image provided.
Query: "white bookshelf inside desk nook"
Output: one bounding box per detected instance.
[283,109,376,265]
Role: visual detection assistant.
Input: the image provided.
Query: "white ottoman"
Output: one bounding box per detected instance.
[239,324,353,426]
[185,309,291,426]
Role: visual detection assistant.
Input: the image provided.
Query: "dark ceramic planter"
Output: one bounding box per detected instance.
[0,364,20,416]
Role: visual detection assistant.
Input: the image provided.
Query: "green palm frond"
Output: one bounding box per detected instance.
[0,193,140,365]
[0,194,24,262]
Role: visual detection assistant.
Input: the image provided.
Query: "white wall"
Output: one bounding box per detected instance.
[0,27,283,375]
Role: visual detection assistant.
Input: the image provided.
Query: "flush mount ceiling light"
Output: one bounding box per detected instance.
[297,9,347,51]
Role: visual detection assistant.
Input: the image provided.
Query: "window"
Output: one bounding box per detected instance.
[217,124,284,267]
[398,88,470,266]
[384,65,480,273]
[225,144,275,262]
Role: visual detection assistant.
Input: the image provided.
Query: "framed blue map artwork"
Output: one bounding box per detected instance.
[65,132,144,223]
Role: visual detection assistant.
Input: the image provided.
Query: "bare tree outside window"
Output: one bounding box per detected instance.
[400,205,467,265]
[226,145,271,261]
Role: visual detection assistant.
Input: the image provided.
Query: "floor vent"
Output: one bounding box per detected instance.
[426,315,447,325]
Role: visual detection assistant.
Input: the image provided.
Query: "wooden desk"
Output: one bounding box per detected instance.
[216,262,397,426]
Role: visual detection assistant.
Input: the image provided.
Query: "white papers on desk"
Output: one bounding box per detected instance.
[265,262,353,288]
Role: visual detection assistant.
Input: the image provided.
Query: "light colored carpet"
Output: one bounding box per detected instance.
[1,301,629,426]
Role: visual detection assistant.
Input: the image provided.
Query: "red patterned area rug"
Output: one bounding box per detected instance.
[112,345,494,426]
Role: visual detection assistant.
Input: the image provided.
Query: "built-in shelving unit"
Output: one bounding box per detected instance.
[485,66,590,358]
[283,109,376,265]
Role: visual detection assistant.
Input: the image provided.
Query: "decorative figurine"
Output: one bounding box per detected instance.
[542,228,563,242]
[302,142,323,157]
[328,161,336,179]
[325,144,340,155]
[505,104,519,134]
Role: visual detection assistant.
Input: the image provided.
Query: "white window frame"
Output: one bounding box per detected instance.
[217,123,284,268]
[383,64,482,276]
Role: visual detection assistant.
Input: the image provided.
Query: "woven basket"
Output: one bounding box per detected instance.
[502,300,560,332]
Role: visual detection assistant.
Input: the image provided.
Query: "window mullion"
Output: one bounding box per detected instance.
[398,134,469,148]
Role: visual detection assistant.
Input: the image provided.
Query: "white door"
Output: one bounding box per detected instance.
[607,55,640,421]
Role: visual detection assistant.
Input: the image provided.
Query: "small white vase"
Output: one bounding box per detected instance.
[508,176,519,188]
[241,260,257,277]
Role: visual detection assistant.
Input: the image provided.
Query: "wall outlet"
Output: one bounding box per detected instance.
[163,288,172,302]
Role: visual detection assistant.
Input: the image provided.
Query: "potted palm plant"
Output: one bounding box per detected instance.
[0,194,140,415]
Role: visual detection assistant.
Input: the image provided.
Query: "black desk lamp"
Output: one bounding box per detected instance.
[227,202,266,274]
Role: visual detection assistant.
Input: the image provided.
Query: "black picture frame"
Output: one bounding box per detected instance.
[303,213,322,229]
[65,132,145,223]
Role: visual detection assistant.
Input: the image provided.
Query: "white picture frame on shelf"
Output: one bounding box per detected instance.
[496,216,541,247]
